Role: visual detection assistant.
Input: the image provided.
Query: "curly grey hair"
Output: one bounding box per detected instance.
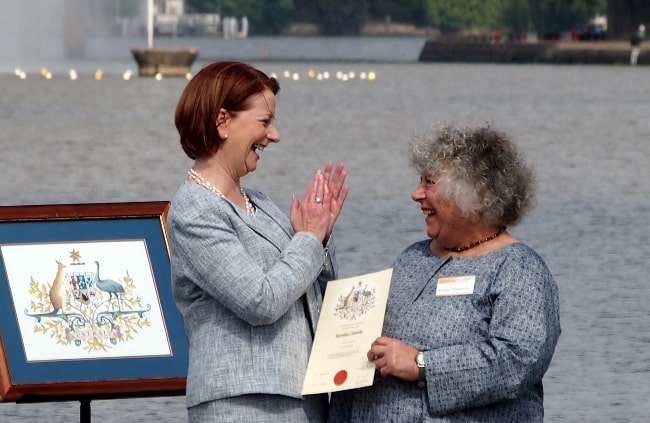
[408,123,534,227]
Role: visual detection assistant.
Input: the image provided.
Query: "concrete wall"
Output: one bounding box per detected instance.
[418,40,648,65]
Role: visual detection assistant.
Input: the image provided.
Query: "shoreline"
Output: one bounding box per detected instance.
[3,36,648,75]
[418,40,649,65]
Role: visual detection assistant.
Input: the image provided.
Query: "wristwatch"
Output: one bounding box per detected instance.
[415,351,426,387]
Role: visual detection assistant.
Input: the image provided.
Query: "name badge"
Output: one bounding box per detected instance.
[436,276,475,297]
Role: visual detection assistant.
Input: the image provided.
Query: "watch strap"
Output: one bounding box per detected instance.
[416,352,426,387]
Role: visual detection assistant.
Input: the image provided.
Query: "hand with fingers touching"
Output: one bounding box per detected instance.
[322,162,350,239]
[290,169,332,242]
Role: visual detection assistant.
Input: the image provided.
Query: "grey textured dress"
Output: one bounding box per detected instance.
[328,241,561,422]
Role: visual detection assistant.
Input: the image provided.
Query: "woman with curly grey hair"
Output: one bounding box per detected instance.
[328,123,560,422]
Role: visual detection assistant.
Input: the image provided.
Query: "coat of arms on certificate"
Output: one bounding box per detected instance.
[302,268,392,394]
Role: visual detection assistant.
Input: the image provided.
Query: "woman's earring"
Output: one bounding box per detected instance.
[223,133,228,139]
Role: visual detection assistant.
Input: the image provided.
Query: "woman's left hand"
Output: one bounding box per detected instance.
[367,336,420,381]
[322,162,350,238]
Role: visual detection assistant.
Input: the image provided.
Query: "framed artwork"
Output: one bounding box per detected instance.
[0,202,187,402]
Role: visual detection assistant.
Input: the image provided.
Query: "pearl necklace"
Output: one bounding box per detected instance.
[188,168,255,216]
[443,226,506,253]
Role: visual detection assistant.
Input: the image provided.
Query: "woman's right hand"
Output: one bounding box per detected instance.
[290,170,332,242]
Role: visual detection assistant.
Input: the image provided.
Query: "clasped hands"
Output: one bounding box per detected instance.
[290,162,349,243]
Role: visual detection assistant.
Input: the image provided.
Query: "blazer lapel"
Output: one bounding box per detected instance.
[242,190,293,251]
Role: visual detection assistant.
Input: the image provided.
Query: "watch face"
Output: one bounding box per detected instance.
[416,352,425,366]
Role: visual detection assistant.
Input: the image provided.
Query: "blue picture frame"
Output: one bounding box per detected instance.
[0,202,187,402]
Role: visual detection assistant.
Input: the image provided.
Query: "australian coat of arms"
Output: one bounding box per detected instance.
[24,248,152,353]
[333,281,378,321]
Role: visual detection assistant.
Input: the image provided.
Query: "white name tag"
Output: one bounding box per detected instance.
[436,276,475,297]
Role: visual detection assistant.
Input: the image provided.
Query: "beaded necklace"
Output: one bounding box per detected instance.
[443,226,506,253]
[188,168,255,216]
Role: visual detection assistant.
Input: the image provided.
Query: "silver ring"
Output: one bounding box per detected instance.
[315,197,323,204]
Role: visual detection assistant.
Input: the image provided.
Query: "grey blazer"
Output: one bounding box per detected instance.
[167,182,337,408]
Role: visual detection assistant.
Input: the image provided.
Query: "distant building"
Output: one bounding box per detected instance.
[148,0,246,38]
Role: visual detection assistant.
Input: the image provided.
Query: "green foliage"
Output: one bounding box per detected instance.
[187,0,294,35]
[501,0,606,33]
[185,0,219,13]
[501,0,532,32]
[260,0,297,35]
[312,0,368,35]
[184,0,607,35]
[224,0,295,35]
[366,0,429,26]
[422,0,504,31]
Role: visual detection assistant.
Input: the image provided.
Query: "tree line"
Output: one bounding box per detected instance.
[186,0,606,36]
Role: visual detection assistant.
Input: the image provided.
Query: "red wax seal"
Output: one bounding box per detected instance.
[334,370,348,386]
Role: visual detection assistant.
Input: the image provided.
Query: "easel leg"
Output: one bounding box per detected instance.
[80,398,91,423]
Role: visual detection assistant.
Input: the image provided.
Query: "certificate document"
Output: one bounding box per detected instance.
[302,268,392,395]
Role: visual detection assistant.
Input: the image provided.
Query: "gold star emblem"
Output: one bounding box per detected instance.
[69,249,81,263]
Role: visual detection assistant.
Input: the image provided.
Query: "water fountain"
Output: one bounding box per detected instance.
[0,0,87,66]
[130,0,198,77]
[0,0,197,77]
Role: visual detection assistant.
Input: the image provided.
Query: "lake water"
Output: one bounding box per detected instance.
[1,36,649,422]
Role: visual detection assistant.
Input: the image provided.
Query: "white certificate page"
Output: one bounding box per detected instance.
[302,268,392,395]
